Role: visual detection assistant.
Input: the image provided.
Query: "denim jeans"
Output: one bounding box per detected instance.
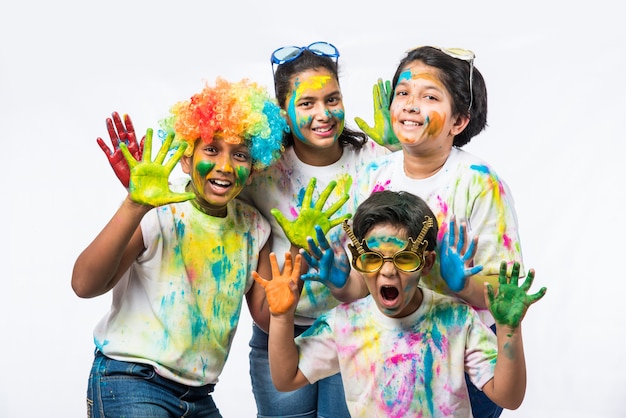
[249,324,351,418]
[466,324,504,418]
[87,351,221,418]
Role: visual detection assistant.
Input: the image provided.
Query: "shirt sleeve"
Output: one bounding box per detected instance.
[294,315,341,384]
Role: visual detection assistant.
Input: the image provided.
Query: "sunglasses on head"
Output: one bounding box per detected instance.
[408,46,475,113]
[271,41,340,66]
[342,217,433,274]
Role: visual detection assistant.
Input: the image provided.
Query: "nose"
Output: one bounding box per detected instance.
[379,258,397,276]
[403,96,420,113]
[314,103,332,121]
[215,154,234,173]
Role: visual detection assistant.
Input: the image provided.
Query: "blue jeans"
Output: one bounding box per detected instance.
[249,324,351,418]
[87,351,221,418]
[465,324,504,418]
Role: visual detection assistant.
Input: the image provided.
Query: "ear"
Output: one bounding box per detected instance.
[450,113,470,136]
[180,154,192,175]
[421,251,437,275]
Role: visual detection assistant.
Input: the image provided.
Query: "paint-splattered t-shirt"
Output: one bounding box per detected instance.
[357,147,524,325]
[93,188,271,386]
[296,289,497,417]
[240,142,389,322]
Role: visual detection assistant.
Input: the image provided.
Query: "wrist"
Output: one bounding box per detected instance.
[123,195,153,213]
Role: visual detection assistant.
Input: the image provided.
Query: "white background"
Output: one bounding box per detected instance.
[1,1,624,417]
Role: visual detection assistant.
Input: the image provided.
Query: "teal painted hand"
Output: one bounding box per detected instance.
[487,261,547,329]
[271,177,352,249]
[439,218,483,292]
[354,78,401,151]
[300,225,350,289]
[120,128,195,207]
[252,252,302,315]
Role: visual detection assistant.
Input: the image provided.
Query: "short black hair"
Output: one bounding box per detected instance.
[352,190,438,251]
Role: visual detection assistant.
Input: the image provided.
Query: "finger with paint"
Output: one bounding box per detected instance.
[120,128,195,207]
[300,225,350,289]
[271,177,352,249]
[253,252,302,315]
[97,112,145,188]
[486,261,547,329]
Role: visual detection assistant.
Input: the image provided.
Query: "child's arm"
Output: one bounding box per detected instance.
[481,262,547,409]
[71,129,193,298]
[252,253,311,391]
[246,240,273,333]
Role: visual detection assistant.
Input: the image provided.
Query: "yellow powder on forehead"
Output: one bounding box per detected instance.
[293,75,331,101]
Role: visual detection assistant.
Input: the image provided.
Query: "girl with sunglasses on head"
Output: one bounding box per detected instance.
[238,41,395,418]
[355,46,526,417]
[254,190,546,417]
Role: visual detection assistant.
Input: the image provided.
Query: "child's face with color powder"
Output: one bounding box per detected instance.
[390,60,468,150]
[181,135,252,213]
[285,68,345,150]
[360,223,434,319]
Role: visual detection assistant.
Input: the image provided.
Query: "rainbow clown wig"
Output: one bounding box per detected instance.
[160,77,288,171]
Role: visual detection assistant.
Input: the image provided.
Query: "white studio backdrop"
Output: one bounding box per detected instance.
[1,1,624,417]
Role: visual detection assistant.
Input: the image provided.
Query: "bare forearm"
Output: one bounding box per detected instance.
[72,197,148,298]
[484,325,526,410]
[268,314,308,392]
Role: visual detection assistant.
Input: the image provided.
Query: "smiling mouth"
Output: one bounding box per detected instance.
[400,120,424,127]
[312,125,334,134]
[208,178,232,188]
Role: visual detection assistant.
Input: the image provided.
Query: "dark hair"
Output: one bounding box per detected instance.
[352,190,438,251]
[391,46,488,147]
[273,49,368,149]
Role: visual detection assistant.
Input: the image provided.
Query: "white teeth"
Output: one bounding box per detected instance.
[402,121,421,126]
[211,179,231,187]
[313,127,332,133]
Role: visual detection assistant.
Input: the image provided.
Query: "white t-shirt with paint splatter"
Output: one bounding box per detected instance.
[296,288,497,417]
[93,189,271,386]
[356,147,524,325]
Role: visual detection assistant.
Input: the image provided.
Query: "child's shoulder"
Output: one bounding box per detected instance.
[423,287,476,315]
[231,198,267,224]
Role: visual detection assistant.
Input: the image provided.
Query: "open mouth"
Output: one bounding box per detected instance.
[380,285,400,306]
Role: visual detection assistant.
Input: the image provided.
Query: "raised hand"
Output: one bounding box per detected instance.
[120,128,195,207]
[438,217,483,292]
[96,112,145,188]
[252,252,302,315]
[300,225,350,289]
[354,79,401,151]
[486,261,547,329]
[271,177,352,249]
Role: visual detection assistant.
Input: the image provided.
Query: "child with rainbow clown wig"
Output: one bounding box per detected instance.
[72,77,287,418]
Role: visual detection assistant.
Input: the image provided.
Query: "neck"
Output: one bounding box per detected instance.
[186,182,227,218]
[293,142,343,166]
[402,147,451,179]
